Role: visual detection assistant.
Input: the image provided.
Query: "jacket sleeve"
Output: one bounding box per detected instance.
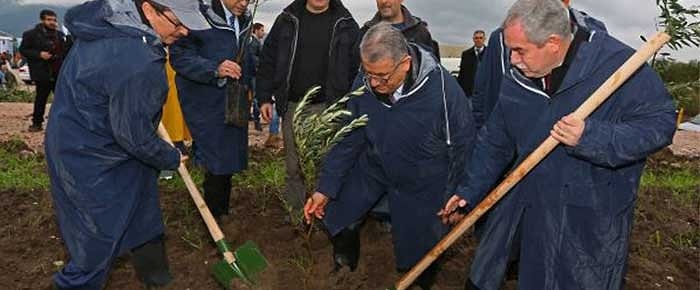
[455,101,516,208]
[566,67,676,168]
[472,29,504,130]
[106,57,180,171]
[456,51,468,91]
[444,70,477,195]
[255,16,283,104]
[345,20,362,94]
[19,30,42,61]
[316,82,367,199]
[169,35,220,86]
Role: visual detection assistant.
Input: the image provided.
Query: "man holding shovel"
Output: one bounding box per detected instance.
[45,0,209,289]
[439,0,676,289]
[170,0,252,222]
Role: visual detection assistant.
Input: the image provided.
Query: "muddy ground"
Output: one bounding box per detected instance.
[0,102,698,290]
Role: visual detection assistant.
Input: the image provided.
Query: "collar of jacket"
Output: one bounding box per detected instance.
[283,0,353,20]
[363,43,437,101]
[362,5,424,32]
[508,24,622,100]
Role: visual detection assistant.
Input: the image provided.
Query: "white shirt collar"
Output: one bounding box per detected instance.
[221,1,240,40]
[392,83,407,103]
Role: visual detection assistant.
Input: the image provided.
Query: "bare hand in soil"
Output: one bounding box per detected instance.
[438,194,468,224]
[304,192,329,224]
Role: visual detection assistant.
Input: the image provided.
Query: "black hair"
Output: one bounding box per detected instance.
[40,9,56,20]
[252,22,264,32]
[473,30,486,36]
[133,0,169,26]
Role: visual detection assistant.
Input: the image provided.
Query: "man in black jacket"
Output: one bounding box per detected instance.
[358,0,440,60]
[257,0,360,211]
[457,30,486,97]
[20,9,70,132]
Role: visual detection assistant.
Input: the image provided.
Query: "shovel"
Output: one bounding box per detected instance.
[386,32,671,290]
[157,123,268,289]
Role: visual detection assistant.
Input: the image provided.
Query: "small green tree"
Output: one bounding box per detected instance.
[657,0,700,49]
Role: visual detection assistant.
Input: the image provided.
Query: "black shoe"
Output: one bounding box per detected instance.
[131,237,173,288]
[331,226,360,272]
[28,124,42,132]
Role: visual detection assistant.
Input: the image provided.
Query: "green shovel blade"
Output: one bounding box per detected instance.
[211,240,268,288]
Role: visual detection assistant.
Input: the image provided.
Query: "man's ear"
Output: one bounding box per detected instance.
[545,34,563,54]
[400,55,412,72]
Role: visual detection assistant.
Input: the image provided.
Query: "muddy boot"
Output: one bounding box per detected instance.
[330,225,360,273]
[131,236,173,288]
[398,264,439,290]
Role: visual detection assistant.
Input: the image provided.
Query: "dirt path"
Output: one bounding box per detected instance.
[0,102,281,153]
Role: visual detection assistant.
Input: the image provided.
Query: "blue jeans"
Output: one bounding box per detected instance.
[269,104,280,134]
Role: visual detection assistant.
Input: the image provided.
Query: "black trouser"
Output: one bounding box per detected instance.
[331,224,439,290]
[32,79,55,126]
[203,172,232,218]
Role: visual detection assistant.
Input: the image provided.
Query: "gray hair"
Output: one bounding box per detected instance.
[359,22,409,64]
[502,0,572,46]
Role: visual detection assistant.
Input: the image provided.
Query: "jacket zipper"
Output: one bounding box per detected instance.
[283,12,300,96]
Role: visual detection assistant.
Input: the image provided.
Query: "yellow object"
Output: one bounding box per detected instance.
[161,58,191,142]
[676,107,684,128]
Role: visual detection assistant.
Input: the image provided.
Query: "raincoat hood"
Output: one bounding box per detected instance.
[65,0,159,43]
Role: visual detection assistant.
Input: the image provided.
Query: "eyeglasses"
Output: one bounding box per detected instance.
[148,0,185,29]
[363,57,406,85]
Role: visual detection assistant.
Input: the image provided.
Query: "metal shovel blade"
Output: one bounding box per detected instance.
[211,241,268,289]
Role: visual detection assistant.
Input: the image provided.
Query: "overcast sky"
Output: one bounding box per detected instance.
[20,0,700,61]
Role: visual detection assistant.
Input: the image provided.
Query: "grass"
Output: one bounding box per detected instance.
[0,88,35,102]
[640,167,700,204]
[0,138,50,192]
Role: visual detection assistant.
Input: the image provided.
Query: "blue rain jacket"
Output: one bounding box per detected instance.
[169,6,253,175]
[44,0,180,289]
[318,45,477,269]
[471,8,607,129]
[456,26,676,290]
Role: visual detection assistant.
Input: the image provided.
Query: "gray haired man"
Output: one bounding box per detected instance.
[304,23,476,289]
[438,0,676,289]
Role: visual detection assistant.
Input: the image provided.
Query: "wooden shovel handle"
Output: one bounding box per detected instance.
[157,123,236,264]
[394,32,671,290]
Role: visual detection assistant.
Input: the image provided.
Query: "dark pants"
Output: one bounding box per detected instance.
[281,101,326,210]
[32,79,55,126]
[203,172,233,218]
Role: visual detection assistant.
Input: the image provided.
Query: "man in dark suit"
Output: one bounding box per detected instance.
[20,9,70,132]
[457,30,486,97]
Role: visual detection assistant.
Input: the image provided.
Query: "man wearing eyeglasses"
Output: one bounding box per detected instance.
[303,24,476,289]
[45,0,209,289]
[170,0,252,223]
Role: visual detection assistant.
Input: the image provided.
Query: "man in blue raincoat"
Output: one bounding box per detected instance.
[470,0,606,130]
[45,0,210,289]
[439,0,677,289]
[304,24,476,290]
[170,0,252,221]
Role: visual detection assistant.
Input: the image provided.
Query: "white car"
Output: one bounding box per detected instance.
[17,64,31,84]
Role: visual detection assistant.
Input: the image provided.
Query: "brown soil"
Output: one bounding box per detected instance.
[0,105,698,289]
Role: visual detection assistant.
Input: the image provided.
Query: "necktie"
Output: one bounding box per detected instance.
[229,16,240,42]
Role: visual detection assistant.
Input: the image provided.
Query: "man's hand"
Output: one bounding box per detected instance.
[304,192,329,224]
[551,114,585,147]
[260,103,273,122]
[217,60,242,79]
[437,194,469,224]
[39,51,53,60]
